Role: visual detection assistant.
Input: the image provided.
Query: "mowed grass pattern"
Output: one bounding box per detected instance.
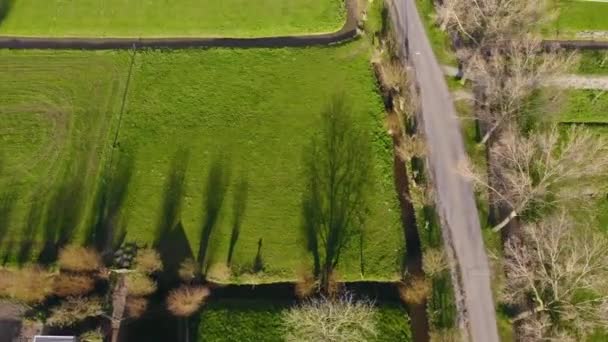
[0,0,345,38]
[0,43,403,282]
[0,50,130,259]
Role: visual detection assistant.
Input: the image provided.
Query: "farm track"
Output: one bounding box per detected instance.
[0,1,358,50]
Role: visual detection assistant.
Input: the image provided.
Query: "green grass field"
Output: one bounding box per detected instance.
[0,42,404,282]
[0,0,345,38]
[548,0,608,39]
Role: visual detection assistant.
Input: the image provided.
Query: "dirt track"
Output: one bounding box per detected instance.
[0,1,358,49]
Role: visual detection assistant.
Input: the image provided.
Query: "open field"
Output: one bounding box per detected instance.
[0,0,345,38]
[548,0,608,39]
[0,42,403,282]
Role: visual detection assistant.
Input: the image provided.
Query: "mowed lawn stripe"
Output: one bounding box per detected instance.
[0,0,345,38]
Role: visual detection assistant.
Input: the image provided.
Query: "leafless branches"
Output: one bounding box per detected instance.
[504,214,608,339]
[282,293,377,342]
[462,125,608,231]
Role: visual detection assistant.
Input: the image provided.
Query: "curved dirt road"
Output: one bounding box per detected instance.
[0,1,357,49]
[389,0,499,341]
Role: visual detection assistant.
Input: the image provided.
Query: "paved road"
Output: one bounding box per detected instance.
[390,1,500,341]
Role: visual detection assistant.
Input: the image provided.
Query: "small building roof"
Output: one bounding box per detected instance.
[33,336,76,342]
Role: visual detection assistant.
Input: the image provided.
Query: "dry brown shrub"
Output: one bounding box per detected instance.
[58,245,102,273]
[295,270,318,299]
[134,248,163,275]
[4,266,53,304]
[53,274,96,298]
[398,277,430,305]
[47,297,103,327]
[166,285,210,317]
[423,248,448,278]
[125,273,157,297]
[206,263,231,283]
[126,297,148,318]
[178,258,199,283]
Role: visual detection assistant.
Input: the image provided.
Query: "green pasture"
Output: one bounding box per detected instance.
[0,0,345,38]
[549,0,608,38]
[0,42,404,282]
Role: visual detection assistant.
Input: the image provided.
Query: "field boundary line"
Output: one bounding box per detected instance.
[0,1,358,50]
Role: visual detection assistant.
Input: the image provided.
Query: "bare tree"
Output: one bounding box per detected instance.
[282,293,377,342]
[436,0,551,49]
[465,39,574,144]
[462,125,608,231]
[504,214,608,340]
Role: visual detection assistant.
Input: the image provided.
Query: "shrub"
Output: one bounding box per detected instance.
[282,293,377,342]
[134,248,163,275]
[398,277,430,305]
[295,270,317,299]
[125,273,157,297]
[423,248,447,278]
[58,245,102,273]
[53,274,96,298]
[126,297,148,318]
[3,266,53,304]
[167,285,210,317]
[80,329,104,342]
[47,297,103,327]
[206,262,231,283]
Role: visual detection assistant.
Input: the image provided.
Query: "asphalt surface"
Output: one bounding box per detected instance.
[0,1,357,49]
[390,0,499,341]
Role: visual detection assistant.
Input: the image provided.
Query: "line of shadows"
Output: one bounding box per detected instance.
[38,157,88,264]
[227,177,247,266]
[154,149,194,285]
[86,151,134,262]
[198,156,230,275]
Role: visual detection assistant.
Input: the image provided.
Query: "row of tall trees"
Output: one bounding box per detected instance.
[438,0,608,339]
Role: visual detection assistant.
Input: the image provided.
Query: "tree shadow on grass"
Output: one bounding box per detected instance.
[227,177,248,266]
[198,156,230,276]
[16,196,43,265]
[0,0,14,26]
[0,189,17,261]
[300,94,372,291]
[38,158,88,264]
[86,152,134,261]
[154,149,194,286]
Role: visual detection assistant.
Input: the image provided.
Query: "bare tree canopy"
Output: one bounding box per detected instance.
[437,0,551,48]
[462,125,608,231]
[282,293,377,342]
[504,214,608,340]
